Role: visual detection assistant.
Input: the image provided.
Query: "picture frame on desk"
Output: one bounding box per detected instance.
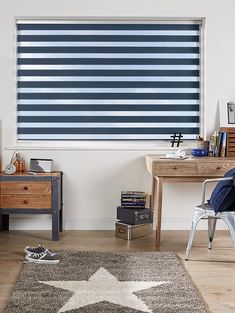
[219,99,235,127]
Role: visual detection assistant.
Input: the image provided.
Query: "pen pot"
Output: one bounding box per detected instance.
[197,140,209,150]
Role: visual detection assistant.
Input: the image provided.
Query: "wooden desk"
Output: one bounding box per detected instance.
[145,156,235,247]
[0,171,63,241]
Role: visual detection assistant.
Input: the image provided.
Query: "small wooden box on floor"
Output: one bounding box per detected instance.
[115,222,152,240]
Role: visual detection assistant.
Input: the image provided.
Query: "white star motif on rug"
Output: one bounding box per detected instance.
[39,267,169,313]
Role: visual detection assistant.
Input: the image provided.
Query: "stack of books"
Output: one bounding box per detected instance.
[219,127,235,157]
[209,131,227,157]
[121,191,147,208]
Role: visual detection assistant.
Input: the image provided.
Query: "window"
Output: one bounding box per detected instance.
[17,20,201,140]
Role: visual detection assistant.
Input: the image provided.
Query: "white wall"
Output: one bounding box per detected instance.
[1,0,235,230]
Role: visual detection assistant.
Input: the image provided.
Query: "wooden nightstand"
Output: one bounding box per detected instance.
[0,171,63,240]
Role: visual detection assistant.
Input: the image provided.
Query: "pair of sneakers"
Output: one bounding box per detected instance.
[24,244,60,264]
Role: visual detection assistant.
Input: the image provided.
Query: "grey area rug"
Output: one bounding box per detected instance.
[4,251,209,313]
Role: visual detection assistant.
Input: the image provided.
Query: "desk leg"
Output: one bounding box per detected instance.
[151,176,155,211]
[155,177,163,247]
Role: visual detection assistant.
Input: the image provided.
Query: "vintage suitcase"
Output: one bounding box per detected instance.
[117,207,153,225]
[115,222,153,240]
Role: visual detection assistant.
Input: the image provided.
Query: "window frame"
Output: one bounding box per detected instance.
[13,17,205,150]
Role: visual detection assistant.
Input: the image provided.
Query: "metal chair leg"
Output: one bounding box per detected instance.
[220,213,235,251]
[185,209,206,260]
[208,218,217,249]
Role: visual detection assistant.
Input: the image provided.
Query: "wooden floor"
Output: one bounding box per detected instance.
[0,230,234,313]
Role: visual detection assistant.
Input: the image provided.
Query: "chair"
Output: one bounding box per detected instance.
[185,177,235,260]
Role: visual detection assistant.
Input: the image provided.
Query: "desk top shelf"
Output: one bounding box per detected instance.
[146,155,235,178]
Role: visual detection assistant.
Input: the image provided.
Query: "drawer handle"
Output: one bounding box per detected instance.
[172,166,178,170]
[24,200,29,204]
[216,166,221,170]
[24,186,29,190]
[118,229,126,234]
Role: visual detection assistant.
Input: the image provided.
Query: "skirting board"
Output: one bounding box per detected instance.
[9,216,228,230]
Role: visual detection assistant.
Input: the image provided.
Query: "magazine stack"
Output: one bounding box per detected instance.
[121,191,147,208]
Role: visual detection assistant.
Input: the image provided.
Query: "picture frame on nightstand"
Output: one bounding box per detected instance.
[29,158,54,173]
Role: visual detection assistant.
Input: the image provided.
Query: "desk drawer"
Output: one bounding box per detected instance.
[0,181,51,195]
[153,163,196,176]
[197,162,234,176]
[0,195,51,209]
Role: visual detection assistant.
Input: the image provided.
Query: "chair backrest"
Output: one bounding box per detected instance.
[209,168,235,213]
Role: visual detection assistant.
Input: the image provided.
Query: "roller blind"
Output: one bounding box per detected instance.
[17,21,201,140]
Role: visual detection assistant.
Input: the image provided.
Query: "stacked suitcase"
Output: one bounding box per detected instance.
[116,191,153,240]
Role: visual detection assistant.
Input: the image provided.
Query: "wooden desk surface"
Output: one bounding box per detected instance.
[146,155,235,178]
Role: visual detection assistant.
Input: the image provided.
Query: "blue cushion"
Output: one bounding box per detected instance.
[209,168,235,213]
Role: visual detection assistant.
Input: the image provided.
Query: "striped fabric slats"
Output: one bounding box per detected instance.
[17,21,201,140]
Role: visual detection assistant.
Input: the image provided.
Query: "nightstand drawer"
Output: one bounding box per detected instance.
[0,181,51,195]
[197,162,234,176]
[153,163,196,176]
[0,195,51,209]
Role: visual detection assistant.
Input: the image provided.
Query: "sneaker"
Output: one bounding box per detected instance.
[25,251,60,264]
[24,244,47,255]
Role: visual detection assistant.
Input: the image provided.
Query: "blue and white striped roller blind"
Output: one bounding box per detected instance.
[17,21,201,140]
